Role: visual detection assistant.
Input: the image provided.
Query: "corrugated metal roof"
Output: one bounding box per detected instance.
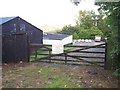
[43,33,71,40]
[0,16,17,24]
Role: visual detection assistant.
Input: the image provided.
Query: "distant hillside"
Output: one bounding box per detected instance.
[40,25,63,33]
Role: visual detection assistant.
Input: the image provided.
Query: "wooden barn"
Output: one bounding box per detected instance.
[0,16,43,63]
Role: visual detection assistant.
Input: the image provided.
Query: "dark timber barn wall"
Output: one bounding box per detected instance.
[1,16,43,63]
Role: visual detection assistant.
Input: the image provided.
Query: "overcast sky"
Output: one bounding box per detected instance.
[0,0,99,32]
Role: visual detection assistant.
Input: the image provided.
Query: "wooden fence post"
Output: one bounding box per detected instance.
[65,53,67,64]
[48,50,51,62]
[27,34,30,62]
[104,41,107,69]
[35,49,37,60]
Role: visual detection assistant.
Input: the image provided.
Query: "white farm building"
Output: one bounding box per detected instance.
[43,33,73,54]
[43,33,73,45]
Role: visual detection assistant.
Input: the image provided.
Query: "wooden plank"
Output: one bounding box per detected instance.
[71,50,105,54]
[41,58,104,63]
[30,44,51,50]
[30,44,51,47]
[68,55,105,59]
[65,43,105,48]
[35,53,49,55]
[67,54,102,66]
[33,60,104,67]
[42,46,51,50]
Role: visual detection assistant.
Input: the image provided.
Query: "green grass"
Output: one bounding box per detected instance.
[30,55,48,61]
[64,47,72,51]
[112,68,120,77]
[47,80,65,88]
[37,55,47,58]
[47,78,82,88]
[2,63,84,88]
[41,68,51,75]
[41,51,49,54]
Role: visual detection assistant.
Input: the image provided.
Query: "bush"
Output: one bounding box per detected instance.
[58,25,78,35]
[73,32,79,39]
[58,25,103,39]
[78,27,103,39]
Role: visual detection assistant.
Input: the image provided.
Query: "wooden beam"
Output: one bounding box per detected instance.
[67,55,105,59]
[32,60,104,67]
[70,50,105,54]
[67,54,102,66]
[41,58,104,63]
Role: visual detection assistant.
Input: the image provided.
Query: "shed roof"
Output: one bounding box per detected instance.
[0,16,43,32]
[0,16,17,24]
[43,33,71,40]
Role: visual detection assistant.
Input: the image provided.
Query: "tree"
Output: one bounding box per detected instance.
[73,32,79,39]
[76,10,97,29]
[95,2,120,70]
[97,10,111,37]
[78,26,103,39]
[58,10,104,39]
[57,25,78,35]
[76,10,107,37]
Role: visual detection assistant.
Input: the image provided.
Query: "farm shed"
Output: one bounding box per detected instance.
[43,33,73,45]
[0,16,43,63]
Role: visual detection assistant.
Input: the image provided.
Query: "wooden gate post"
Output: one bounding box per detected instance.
[48,50,51,62]
[27,34,30,62]
[104,41,107,69]
[35,49,37,60]
[65,53,67,64]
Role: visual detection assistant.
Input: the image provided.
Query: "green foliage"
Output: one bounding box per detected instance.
[73,32,79,39]
[78,27,103,39]
[112,68,120,77]
[58,10,104,39]
[76,10,97,29]
[90,27,104,36]
[58,25,78,35]
[96,2,120,70]
[58,24,103,39]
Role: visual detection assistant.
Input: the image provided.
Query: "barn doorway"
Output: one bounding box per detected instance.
[2,33,29,63]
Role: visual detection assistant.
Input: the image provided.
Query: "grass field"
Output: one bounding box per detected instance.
[2,62,118,88]
[2,63,84,88]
